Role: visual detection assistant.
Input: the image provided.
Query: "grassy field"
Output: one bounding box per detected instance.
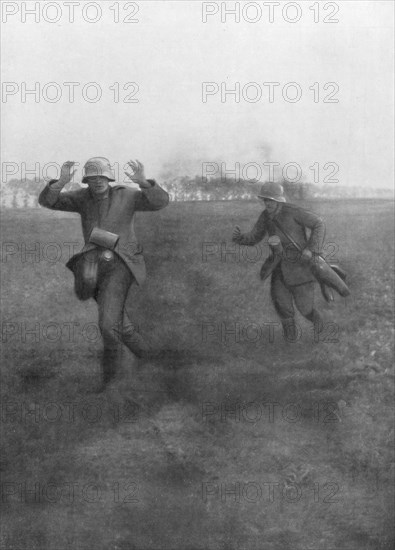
[1,199,394,550]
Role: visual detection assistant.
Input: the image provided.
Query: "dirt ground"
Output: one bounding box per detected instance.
[1,200,394,549]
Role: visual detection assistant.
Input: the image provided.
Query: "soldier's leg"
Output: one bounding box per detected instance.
[100,264,151,358]
[122,307,151,358]
[292,282,323,336]
[270,270,297,341]
[96,259,133,383]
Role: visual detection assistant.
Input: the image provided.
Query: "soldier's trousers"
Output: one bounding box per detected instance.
[270,267,322,339]
[94,254,150,383]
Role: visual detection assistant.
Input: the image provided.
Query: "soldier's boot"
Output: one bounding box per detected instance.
[305,308,324,340]
[99,323,125,387]
[103,363,117,385]
[281,318,299,343]
[102,343,123,385]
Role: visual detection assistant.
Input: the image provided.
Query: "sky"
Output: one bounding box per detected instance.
[1,0,394,188]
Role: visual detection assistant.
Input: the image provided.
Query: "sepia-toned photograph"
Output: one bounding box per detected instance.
[1,1,394,549]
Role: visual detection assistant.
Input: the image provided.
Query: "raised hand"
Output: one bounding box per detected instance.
[58,161,77,186]
[233,225,242,241]
[124,159,150,189]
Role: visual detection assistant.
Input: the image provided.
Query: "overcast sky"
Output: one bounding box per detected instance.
[1,0,394,187]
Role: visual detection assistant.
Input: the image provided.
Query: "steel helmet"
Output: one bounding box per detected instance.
[257,182,286,203]
[82,157,115,183]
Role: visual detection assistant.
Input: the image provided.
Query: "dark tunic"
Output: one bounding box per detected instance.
[38,179,169,285]
[234,202,326,286]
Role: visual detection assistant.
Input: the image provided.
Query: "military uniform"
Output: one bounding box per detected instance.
[39,174,169,383]
[233,184,325,337]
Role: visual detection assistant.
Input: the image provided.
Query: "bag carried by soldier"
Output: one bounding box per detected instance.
[73,248,100,301]
[271,218,350,299]
[73,228,120,301]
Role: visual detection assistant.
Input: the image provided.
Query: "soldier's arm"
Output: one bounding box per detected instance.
[233,212,267,245]
[124,159,169,211]
[38,179,82,212]
[134,179,170,211]
[295,207,326,253]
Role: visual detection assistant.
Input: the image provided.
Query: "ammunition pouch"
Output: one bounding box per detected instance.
[89,227,119,250]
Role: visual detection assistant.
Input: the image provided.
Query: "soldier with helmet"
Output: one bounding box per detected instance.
[39,157,169,387]
[232,181,326,340]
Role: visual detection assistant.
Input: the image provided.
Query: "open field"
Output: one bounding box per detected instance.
[1,199,394,550]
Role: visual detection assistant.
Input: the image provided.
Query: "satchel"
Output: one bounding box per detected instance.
[271,218,350,298]
[73,249,99,301]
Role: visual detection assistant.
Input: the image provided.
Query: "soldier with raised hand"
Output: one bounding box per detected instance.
[39,157,169,388]
[232,181,326,341]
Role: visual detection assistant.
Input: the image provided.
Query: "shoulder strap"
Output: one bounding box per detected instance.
[272,217,302,253]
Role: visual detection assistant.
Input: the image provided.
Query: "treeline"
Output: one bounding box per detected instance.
[163,177,392,200]
[163,176,311,201]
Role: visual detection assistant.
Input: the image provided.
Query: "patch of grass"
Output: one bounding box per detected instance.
[1,200,394,550]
